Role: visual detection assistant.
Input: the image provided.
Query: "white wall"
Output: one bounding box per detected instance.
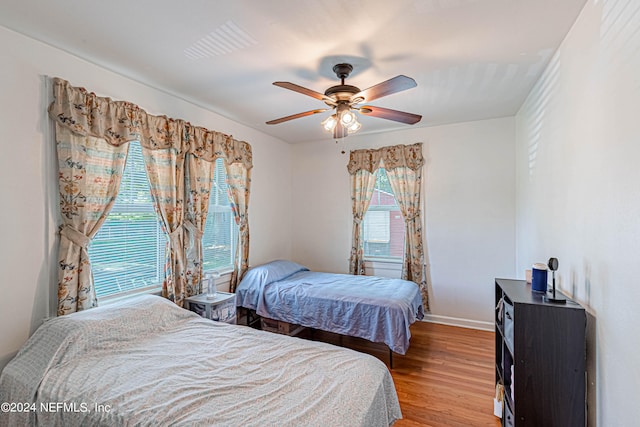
[515,0,640,425]
[291,117,516,329]
[0,25,292,371]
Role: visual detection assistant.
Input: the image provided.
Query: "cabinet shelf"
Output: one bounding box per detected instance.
[494,278,586,427]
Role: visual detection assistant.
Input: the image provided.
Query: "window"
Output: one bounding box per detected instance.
[363,169,404,259]
[89,141,165,298]
[202,158,237,273]
[89,148,236,299]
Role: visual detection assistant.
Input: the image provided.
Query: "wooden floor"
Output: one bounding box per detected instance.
[299,322,501,427]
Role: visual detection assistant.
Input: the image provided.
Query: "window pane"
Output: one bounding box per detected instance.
[363,169,405,258]
[89,141,166,298]
[370,169,397,207]
[364,211,390,242]
[202,158,237,272]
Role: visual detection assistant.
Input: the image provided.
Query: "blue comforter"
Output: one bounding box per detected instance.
[236,260,424,354]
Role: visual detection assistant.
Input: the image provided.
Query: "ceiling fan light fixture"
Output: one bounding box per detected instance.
[321,114,338,132]
[340,109,355,125]
[336,103,355,126]
[347,119,361,134]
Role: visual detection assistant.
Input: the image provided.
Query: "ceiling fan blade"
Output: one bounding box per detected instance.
[353,75,417,103]
[273,82,335,104]
[359,105,422,125]
[266,109,328,125]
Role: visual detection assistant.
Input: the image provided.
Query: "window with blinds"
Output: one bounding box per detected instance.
[89,141,165,298]
[363,169,405,259]
[202,158,237,273]
[89,147,237,299]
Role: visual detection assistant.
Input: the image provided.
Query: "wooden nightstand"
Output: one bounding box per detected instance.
[184,292,236,324]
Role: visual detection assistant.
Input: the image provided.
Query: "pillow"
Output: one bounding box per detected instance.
[239,260,309,289]
[46,295,195,348]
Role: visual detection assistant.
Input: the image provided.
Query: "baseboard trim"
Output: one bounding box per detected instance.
[421,314,494,332]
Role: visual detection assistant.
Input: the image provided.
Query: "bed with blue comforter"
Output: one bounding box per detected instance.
[235,260,425,355]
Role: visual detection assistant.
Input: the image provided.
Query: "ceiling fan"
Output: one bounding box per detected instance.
[266,63,422,138]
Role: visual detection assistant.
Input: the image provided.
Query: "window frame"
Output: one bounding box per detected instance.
[201,158,237,276]
[88,141,166,300]
[362,169,404,262]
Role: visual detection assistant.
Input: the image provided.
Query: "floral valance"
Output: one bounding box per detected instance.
[347,142,424,175]
[48,77,252,168]
[189,126,252,170]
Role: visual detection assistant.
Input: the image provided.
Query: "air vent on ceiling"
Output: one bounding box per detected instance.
[184,20,257,59]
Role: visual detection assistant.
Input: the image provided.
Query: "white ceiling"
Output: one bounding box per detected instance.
[0,0,586,143]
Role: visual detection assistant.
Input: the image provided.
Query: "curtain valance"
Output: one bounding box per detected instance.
[189,126,252,170]
[347,142,424,174]
[48,77,252,168]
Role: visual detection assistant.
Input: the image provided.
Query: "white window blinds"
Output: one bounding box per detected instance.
[202,158,237,273]
[364,211,391,243]
[89,141,165,298]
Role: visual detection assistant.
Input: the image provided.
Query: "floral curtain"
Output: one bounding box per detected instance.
[347,148,383,275]
[348,168,379,275]
[226,162,252,291]
[189,128,253,292]
[49,77,252,313]
[183,154,215,297]
[141,143,187,307]
[384,150,429,310]
[347,143,429,310]
[55,124,128,315]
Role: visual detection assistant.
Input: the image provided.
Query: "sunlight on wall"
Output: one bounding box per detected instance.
[600,0,640,77]
[519,52,560,178]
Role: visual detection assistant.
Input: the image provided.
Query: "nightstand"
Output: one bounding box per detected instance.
[184,292,236,324]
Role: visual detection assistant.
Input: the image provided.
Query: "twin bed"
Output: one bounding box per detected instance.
[0,261,424,426]
[236,260,424,355]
